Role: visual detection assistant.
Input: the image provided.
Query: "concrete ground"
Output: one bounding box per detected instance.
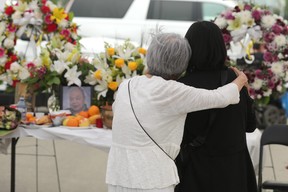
[0,133,288,192]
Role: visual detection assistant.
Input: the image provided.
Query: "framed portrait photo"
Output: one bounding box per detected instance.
[60,86,93,115]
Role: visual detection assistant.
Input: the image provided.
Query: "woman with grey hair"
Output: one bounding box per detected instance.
[106,33,247,192]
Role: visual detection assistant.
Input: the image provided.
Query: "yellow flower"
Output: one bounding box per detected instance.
[138,47,147,55]
[51,8,67,24]
[94,69,102,80]
[107,48,115,56]
[128,61,138,71]
[115,58,124,68]
[108,81,119,91]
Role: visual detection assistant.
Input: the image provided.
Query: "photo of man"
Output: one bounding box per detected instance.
[62,86,91,115]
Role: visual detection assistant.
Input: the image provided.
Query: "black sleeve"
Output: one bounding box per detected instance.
[244,87,257,133]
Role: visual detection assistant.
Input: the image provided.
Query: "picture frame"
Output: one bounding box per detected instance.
[60,86,93,115]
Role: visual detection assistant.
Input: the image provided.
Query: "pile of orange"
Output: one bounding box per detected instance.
[26,113,36,123]
[64,105,101,127]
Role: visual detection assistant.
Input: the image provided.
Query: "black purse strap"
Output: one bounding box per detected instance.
[128,80,174,161]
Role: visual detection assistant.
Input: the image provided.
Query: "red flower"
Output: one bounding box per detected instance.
[10,54,18,62]
[5,6,15,16]
[12,80,20,87]
[46,23,58,33]
[41,5,50,14]
[4,61,12,70]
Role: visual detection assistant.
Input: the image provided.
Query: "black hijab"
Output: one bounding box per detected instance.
[185,21,227,72]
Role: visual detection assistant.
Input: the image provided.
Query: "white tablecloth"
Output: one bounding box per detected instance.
[0,126,261,171]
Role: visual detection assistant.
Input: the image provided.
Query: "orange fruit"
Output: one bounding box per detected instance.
[75,115,84,121]
[78,111,89,118]
[26,113,34,121]
[66,118,79,127]
[28,116,36,123]
[88,105,100,116]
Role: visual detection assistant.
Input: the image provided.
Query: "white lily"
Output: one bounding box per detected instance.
[95,80,108,100]
[51,60,70,75]
[64,65,82,86]
[84,71,98,85]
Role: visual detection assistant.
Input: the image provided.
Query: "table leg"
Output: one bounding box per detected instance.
[11,138,19,192]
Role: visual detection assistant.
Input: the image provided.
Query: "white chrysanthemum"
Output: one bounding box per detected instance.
[271,62,284,77]
[0,22,5,34]
[3,38,14,49]
[64,42,76,52]
[0,57,7,65]
[261,15,276,29]
[278,53,284,59]
[251,78,263,90]
[238,10,252,24]
[58,19,68,28]
[247,26,262,41]
[11,11,22,21]
[14,1,28,13]
[273,34,286,47]
[9,62,21,73]
[277,85,283,92]
[18,67,30,80]
[214,17,227,29]
[263,89,272,97]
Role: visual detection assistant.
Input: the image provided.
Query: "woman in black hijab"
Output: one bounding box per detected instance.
[175,21,257,192]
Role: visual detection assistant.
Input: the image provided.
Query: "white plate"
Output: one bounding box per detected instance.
[58,126,92,129]
[21,124,52,129]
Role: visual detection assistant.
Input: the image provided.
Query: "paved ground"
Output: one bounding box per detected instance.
[0,131,288,192]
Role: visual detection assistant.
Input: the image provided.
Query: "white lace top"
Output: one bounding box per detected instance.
[106,75,239,189]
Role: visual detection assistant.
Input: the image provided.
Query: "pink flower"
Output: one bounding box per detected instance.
[224,11,234,20]
[27,62,36,68]
[263,52,273,62]
[60,29,70,38]
[222,33,232,44]
[0,47,5,58]
[7,24,17,32]
[244,4,252,11]
[44,14,53,24]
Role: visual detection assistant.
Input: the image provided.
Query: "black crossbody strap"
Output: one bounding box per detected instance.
[128,80,174,161]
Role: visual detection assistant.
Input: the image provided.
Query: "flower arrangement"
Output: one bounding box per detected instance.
[0,0,91,93]
[84,40,147,106]
[214,3,288,105]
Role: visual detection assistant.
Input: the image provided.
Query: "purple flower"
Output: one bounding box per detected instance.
[268,80,275,89]
[272,24,283,35]
[222,33,232,44]
[263,52,273,62]
[224,11,234,20]
[255,69,263,79]
[264,32,275,43]
[252,10,262,21]
[244,4,252,11]
[234,6,241,13]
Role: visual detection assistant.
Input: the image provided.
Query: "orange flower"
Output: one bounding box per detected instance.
[115,58,124,68]
[94,69,102,80]
[128,61,138,71]
[138,47,147,55]
[107,48,115,56]
[108,81,119,91]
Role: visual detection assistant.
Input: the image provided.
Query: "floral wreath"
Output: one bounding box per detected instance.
[214,3,288,105]
[0,0,88,93]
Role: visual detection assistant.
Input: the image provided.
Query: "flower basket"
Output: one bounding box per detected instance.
[0,106,21,131]
[214,3,288,106]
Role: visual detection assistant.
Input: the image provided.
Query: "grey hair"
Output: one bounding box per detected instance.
[146,33,191,80]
